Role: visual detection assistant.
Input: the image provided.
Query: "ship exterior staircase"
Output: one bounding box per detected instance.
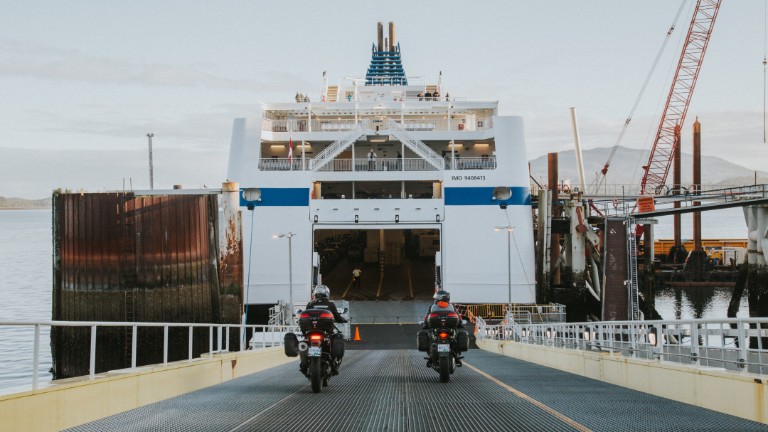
[387,120,444,171]
[310,120,369,171]
[325,85,338,102]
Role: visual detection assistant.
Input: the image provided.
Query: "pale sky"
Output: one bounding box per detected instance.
[1,0,766,198]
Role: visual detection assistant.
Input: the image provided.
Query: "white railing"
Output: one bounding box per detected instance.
[260,156,497,172]
[258,158,309,171]
[387,120,444,170]
[0,320,299,391]
[310,121,368,171]
[263,116,494,133]
[476,318,768,375]
[449,156,497,170]
[312,157,439,172]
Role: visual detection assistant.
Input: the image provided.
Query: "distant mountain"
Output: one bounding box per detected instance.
[0,196,51,209]
[529,146,768,188]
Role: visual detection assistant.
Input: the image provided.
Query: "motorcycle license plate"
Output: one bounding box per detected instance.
[308,346,321,357]
[437,344,450,353]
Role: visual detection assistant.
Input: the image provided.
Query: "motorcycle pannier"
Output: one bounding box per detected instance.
[331,333,345,358]
[456,329,470,352]
[417,330,429,352]
[284,332,299,357]
[298,308,336,332]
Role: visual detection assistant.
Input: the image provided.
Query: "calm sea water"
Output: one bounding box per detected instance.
[0,207,751,389]
[0,210,53,390]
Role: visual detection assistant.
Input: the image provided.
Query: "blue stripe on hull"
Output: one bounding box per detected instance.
[444,187,531,206]
[240,188,309,207]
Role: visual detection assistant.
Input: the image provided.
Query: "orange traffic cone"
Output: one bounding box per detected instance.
[354,326,361,341]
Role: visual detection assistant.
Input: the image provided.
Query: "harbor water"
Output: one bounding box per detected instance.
[0,207,751,389]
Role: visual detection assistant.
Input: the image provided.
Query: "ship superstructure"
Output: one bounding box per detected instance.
[227,22,534,310]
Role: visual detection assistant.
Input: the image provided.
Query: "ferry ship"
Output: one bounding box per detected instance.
[227,22,535,313]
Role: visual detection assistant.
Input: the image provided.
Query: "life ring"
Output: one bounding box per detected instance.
[612,198,619,209]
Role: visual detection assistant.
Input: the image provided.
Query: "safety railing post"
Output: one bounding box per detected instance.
[691,323,700,366]
[738,320,748,371]
[188,326,193,362]
[132,325,138,369]
[226,326,230,352]
[209,326,214,358]
[240,323,245,352]
[32,324,40,390]
[163,325,169,365]
[217,326,223,353]
[89,324,97,379]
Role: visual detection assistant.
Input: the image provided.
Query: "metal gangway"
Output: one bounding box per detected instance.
[4,317,768,431]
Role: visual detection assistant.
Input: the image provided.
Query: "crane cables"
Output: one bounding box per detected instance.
[589,0,689,193]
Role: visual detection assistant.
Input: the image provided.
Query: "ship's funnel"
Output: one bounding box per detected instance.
[377,22,383,52]
[389,22,395,51]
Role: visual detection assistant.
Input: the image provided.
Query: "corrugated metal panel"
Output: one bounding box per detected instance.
[52,192,242,378]
[603,219,629,321]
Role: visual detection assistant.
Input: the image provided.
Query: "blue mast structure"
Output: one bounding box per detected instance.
[365,22,407,86]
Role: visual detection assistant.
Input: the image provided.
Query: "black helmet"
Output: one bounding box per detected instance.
[433,290,450,303]
[314,285,330,300]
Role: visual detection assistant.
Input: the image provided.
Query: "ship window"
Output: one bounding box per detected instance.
[493,187,511,201]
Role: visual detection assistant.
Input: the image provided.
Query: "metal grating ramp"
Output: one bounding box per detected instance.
[68,350,767,432]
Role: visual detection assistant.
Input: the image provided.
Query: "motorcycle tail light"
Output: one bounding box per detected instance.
[428,313,439,319]
[319,311,334,319]
[299,312,310,319]
[309,333,323,342]
[439,332,449,339]
[447,312,458,318]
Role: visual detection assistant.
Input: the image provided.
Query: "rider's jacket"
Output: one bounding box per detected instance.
[306,298,347,323]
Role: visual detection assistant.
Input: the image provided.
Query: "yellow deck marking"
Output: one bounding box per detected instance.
[376,274,384,298]
[463,362,592,432]
[407,265,414,298]
[342,278,354,298]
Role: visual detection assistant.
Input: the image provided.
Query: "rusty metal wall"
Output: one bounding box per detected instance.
[51,192,242,378]
[602,219,629,321]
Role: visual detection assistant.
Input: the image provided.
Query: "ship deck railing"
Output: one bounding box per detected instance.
[261,117,493,133]
[0,320,299,391]
[476,317,768,376]
[259,156,497,172]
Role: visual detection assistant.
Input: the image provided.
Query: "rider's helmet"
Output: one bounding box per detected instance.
[433,290,450,303]
[314,285,330,300]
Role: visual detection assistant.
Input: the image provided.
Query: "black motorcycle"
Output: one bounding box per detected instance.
[284,308,345,393]
[417,309,469,382]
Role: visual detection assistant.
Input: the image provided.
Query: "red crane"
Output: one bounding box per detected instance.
[640,0,723,195]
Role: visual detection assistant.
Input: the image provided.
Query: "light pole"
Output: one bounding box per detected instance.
[494,226,514,305]
[274,232,296,323]
[146,133,154,190]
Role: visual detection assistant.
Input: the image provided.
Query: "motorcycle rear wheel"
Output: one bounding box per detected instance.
[310,357,322,393]
[439,356,450,383]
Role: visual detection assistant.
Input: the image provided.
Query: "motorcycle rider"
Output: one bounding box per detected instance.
[422,289,464,367]
[423,290,464,328]
[300,284,347,375]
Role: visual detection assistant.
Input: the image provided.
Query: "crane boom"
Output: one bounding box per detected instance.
[640,0,722,195]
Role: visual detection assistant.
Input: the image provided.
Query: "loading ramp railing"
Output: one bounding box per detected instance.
[0,320,299,391]
[476,318,768,376]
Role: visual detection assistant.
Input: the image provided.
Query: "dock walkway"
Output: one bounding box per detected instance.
[67,349,765,432]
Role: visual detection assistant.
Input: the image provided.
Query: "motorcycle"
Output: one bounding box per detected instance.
[417,309,469,383]
[284,308,345,393]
